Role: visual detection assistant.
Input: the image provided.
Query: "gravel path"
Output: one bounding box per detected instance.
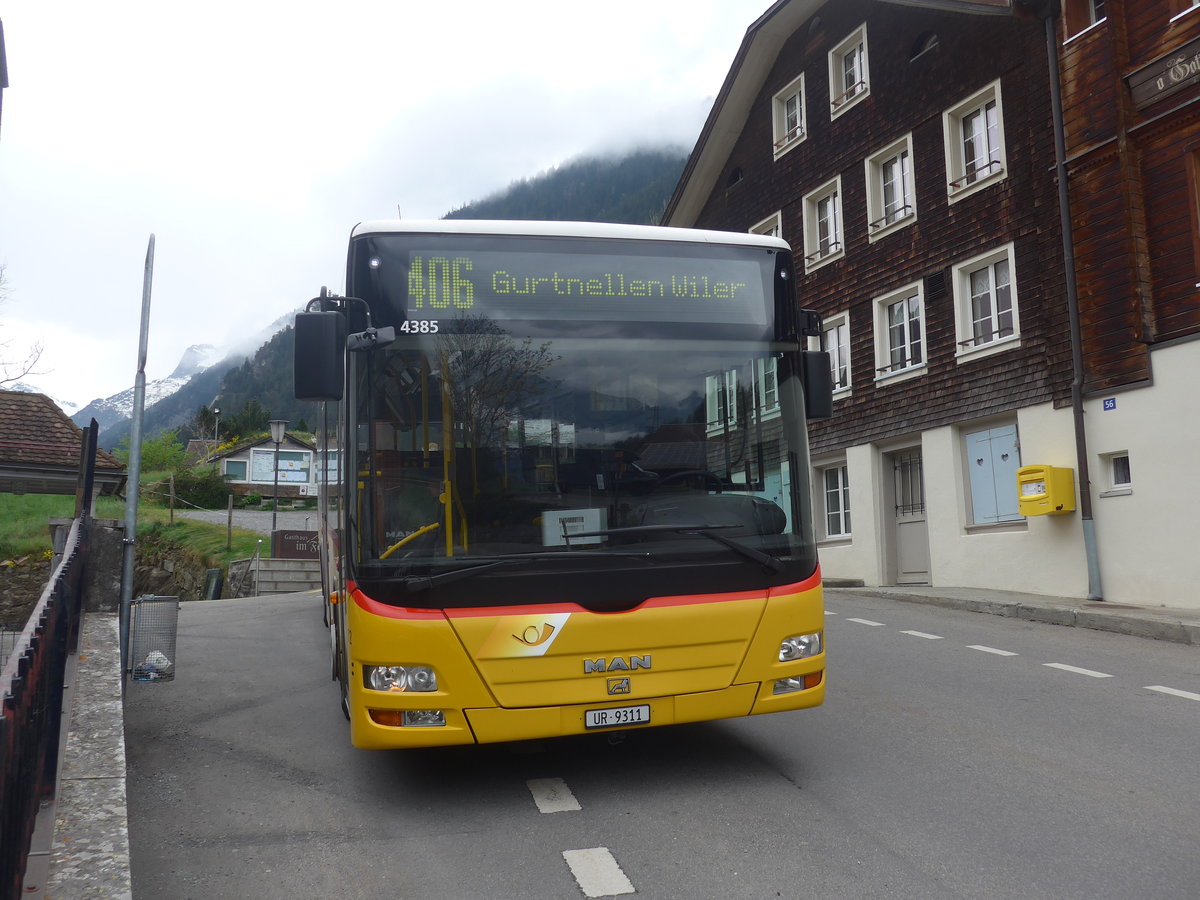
[173,508,321,536]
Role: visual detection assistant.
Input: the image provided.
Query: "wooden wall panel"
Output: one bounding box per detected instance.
[691,1,1069,455]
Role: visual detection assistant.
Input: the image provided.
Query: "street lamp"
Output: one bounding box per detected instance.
[212,407,221,445]
[269,419,288,539]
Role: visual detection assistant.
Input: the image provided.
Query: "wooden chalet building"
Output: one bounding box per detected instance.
[664,0,1087,597]
[1054,0,1200,607]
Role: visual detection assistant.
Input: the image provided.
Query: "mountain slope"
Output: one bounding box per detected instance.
[72,344,224,433]
[443,148,687,224]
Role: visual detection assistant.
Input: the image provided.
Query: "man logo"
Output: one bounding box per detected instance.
[513,623,557,647]
[583,655,651,673]
[608,677,631,695]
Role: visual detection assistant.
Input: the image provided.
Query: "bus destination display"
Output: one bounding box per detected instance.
[395,248,770,327]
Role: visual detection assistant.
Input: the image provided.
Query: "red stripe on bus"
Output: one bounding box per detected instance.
[349,568,822,620]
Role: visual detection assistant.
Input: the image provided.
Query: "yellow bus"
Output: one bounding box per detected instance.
[294,220,832,749]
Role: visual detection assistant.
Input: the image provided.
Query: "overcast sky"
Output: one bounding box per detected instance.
[0,0,773,409]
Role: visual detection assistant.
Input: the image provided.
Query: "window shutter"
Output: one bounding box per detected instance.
[966,425,1021,523]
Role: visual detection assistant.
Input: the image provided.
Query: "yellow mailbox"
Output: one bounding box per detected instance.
[1016,465,1076,516]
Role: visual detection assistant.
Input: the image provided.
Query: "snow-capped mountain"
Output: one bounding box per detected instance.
[70,344,226,432]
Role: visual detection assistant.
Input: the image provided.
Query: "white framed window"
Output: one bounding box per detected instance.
[820,463,852,538]
[750,211,783,239]
[829,24,870,118]
[1110,452,1131,487]
[1099,451,1132,496]
[754,357,781,419]
[1170,1,1200,24]
[802,177,844,272]
[772,74,807,158]
[873,282,926,382]
[705,369,738,434]
[866,134,916,240]
[223,459,248,482]
[1064,0,1107,40]
[943,80,1007,202]
[823,311,852,394]
[952,242,1020,360]
[963,423,1022,525]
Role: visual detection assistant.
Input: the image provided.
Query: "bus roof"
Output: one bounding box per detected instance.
[350,219,790,252]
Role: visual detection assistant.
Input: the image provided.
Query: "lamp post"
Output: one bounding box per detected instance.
[213,406,221,445]
[269,419,288,540]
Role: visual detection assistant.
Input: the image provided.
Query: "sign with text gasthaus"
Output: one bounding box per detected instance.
[272,530,319,559]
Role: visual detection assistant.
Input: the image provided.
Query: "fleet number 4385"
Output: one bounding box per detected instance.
[398,320,439,333]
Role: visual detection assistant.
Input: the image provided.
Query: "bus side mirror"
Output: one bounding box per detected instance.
[800,350,833,420]
[295,310,346,401]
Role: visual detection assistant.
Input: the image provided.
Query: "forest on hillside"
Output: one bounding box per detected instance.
[444,148,687,224]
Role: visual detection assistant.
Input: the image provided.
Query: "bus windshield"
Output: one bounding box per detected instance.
[343,229,818,607]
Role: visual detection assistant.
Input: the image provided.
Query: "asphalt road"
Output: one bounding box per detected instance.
[123,590,1200,899]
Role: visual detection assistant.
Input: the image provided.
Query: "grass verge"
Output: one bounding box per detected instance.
[0,494,262,567]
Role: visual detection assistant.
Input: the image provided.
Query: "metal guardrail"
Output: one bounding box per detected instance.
[0,417,99,900]
[0,518,88,900]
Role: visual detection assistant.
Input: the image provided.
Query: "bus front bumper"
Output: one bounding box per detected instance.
[350,674,824,749]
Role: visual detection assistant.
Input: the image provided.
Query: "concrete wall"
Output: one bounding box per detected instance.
[813,338,1200,609]
[1084,340,1200,609]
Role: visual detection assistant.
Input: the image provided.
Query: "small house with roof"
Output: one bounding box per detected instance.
[0,390,125,496]
[206,432,321,500]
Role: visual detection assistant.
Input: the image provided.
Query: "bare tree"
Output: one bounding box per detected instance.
[437,316,560,449]
[0,264,45,387]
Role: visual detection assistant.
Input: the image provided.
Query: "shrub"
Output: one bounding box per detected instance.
[172,466,230,509]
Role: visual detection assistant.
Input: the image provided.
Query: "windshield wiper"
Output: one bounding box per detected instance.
[571,523,782,573]
[387,550,653,593]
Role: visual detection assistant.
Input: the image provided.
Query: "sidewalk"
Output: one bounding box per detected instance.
[825,582,1200,646]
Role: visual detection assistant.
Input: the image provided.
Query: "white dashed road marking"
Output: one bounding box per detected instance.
[968,645,1019,657]
[527,778,582,814]
[901,630,943,640]
[562,847,636,897]
[1145,685,1200,702]
[1043,663,1113,678]
[846,617,886,626]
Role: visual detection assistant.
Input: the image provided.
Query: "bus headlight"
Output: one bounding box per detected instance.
[364,665,439,692]
[778,632,822,661]
[773,672,824,694]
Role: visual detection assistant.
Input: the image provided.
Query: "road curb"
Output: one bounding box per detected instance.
[827,587,1200,646]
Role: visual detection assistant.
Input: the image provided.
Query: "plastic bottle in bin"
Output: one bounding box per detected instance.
[133,650,174,681]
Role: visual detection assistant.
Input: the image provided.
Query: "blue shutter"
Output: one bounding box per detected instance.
[966,425,1022,523]
[990,425,1021,521]
[967,430,999,523]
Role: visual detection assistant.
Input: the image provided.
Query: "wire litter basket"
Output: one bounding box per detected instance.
[129,594,179,682]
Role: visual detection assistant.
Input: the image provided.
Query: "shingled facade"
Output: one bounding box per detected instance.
[666,0,1200,608]
[665,0,1096,598]
[1051,0,1200,606]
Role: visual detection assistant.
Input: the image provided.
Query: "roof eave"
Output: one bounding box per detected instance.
[663,0,825,227]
